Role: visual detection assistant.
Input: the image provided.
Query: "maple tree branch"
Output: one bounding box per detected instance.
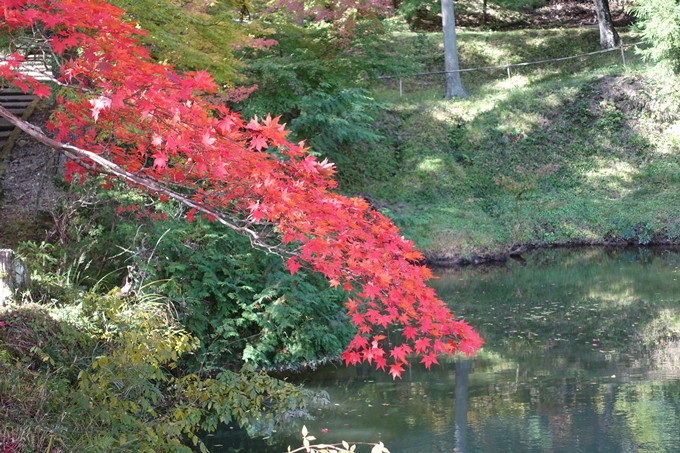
[0,104,296,258]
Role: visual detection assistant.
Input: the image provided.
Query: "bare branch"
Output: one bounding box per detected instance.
[0,104,296,258]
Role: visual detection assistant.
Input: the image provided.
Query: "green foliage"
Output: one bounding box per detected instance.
[107,0,264,85]
[132,218,355,370]
[398,0,439,30]
[1,288,323,452]
[1,170,357,451]
[237,21,413,120]
[11,179,147,302]
[290,88,390,186]
[12,176,355,371]
[291,89,384,153]
[630,0,680,73]
[0,303,94,373]
[398,0,545,31]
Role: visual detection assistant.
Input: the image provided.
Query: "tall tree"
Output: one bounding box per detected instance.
[593,0,620,49]
[441,0,468,99]
[0,0,482,379]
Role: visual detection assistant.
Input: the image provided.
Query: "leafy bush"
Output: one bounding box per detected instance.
[290,88,393,187]
[1,291,324,452]
[131,218,356,371]
[108,0,267,85]
[237,21,413,121]
[291,89,384,153]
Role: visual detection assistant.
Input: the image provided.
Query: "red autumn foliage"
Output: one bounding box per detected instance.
[0,0,482,378]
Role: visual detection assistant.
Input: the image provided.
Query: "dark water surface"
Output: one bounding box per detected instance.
[206,247,680,453]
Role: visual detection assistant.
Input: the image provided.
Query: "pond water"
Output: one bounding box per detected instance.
[205,247,680,453]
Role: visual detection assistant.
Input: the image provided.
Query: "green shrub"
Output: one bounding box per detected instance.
[1,292,324,452]
[630,0,680,72]
[131,219,356,371]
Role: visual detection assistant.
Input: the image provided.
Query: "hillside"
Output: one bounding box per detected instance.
[321,27,680,264]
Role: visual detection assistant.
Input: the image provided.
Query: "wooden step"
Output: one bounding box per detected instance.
[1,102,32,108]
[0,90,36,96]
[0,95,36,102]
[3,108,27,115]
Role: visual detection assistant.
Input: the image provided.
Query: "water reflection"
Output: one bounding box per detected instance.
[454,359,471,453]
[206,247,680,453]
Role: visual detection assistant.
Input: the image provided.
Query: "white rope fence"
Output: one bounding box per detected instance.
[379,40,644,97]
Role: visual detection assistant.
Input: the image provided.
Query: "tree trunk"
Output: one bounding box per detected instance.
[593,0,620,49]
[441,0,468,99]
[0,249,28,306]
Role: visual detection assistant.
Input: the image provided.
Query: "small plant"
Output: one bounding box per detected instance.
[16,241,58,270]
[595,99,624,135]
[288,426,390,453]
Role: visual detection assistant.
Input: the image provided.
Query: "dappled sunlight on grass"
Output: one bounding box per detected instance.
[422,213,507,259]
[584,160,639,194]
[657,121,680,154]
[496,74,532,91]
[586,288,641,305]
[429,105,459,122]
[416,157,444,172]
[558,221,601,240]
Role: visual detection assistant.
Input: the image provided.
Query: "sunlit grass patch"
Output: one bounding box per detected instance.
[584,160,639,193]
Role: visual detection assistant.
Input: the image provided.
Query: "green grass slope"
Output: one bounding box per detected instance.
[336,27,680,263]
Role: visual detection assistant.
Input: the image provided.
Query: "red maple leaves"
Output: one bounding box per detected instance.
[0,0,483,379]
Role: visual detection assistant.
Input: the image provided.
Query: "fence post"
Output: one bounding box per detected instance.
[399,78,403,98]
[0,249,29,306]
[619,40,626,67]
[506,56,511,79]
